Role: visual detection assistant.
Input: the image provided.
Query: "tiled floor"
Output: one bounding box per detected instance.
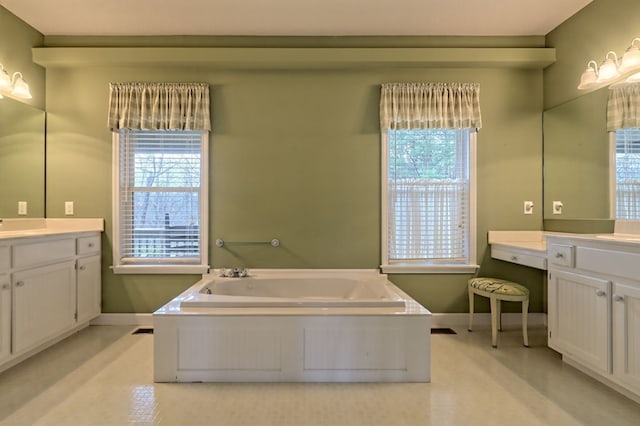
[1,324,639,425]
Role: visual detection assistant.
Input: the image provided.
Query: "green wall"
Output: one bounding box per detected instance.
[542,0,640,233]
[3,3,550,314]
[6,0,637,316]
[0,7,45,109]
[545,0,640,109]
[39,46,545,314]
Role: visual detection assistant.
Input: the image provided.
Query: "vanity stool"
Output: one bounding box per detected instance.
[468,277,529,348]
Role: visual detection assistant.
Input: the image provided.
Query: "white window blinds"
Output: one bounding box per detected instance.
[387,128,470,262]
[117,129,204,265]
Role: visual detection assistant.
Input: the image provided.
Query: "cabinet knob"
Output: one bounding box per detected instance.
[15,281,25,287]
[1,283,9,290]
[88,243,94,248]
[510,256,518,261]
[555,253,565,258]
[613,294,625,302]
[79,266,86,271]
[595,289,606,297]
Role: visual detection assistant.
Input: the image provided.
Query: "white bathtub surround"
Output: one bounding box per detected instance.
[154,269,431,383]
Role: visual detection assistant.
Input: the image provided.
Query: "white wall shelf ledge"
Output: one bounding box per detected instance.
[32,47,556,69]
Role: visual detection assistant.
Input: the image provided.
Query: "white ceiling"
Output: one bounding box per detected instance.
[1,0,593,37]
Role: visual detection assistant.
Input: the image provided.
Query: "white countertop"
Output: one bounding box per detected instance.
[489,228,640,255]
[488,231,547,253]
[0,218,104,240]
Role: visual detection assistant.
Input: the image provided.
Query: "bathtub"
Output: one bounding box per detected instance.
[180,272,406,308]
[154,269,431,383]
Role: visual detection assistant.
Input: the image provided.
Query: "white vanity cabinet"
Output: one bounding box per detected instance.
[547,235,640,400]
[0,246,10,363]
[547,269,610,374]
[612,281,640,394]
[76,235,101,324]
[0,229,102,374]
[12,260,76,354]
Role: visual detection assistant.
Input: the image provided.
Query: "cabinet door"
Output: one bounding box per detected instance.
[12,261,76,354]
[548,270,611,374]
[77,255,101,324]
[0,274,10,363]
[612,282,640,394]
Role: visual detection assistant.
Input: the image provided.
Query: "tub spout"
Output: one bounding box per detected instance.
[220,267,249,278]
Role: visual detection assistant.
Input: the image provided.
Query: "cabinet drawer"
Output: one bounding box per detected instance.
[77,235,100,255]
[0,246,9,271]
[12,239,75,269]
[549,243,574,267]
[491,247,547,270]
[577,247,640,280]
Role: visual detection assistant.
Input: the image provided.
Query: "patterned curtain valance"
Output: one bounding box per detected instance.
[380,82,482,130]
[607,83,640,131]
[108,82,211,131]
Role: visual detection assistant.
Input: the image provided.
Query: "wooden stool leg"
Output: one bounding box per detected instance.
[468,287,474,332]
[497,299,502,331]
[490,296,498,348]
[522,297,529,347]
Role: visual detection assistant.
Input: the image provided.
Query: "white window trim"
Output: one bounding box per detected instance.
[609,131,616,219]
[111,131,210,275]
[380,129,478,274]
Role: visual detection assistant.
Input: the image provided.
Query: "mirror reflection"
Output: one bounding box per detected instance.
[543,88,611,219]
[0,97,45,218]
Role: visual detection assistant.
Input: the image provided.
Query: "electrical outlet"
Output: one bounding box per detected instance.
[553,201,563,215]
[524,201,534,215]
[18,201,27,215]
[65,201,74,215]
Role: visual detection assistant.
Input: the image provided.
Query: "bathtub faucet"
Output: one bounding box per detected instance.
[220,267,249,278]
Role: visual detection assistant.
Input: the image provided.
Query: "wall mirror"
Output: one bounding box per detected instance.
[543,88,611,219]
[0,97,45,218]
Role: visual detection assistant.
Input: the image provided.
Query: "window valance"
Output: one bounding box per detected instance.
[108,82,211,131]
[607,83,640,131]
[380,82,482,130]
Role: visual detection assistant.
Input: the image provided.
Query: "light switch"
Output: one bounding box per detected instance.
[18,201,27,215]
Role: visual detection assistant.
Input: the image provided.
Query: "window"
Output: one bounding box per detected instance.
[112,129,209,274]
[613,128,640,219]
[382,128,477,273]
[379,82,481,273]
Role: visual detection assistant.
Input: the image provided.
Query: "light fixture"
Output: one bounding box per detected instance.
[578,60,599,90]
[597,51,620,83]
[10,72,32,99]
[625,72,640,83]
[578,37,640,89]
[0,65,12,92]
[0,64,32,99]
[619,38,640,74]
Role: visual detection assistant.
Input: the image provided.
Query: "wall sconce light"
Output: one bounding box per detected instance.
[596,51,620,83]
[0,64,32,99]
[578,60,599,90]
[578,38,640,90]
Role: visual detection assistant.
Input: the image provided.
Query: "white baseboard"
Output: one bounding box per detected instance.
[431,313,547,329]
[91,313,153,327]
[90,312,547,329]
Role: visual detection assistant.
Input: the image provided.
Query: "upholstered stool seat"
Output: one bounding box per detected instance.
[468,277,529,348]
